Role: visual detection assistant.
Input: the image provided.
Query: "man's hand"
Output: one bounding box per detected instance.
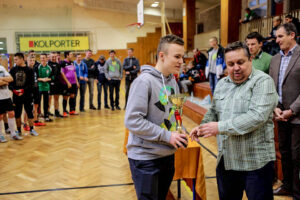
[79,76,84,80]
[198,122,219,138]
[85,77,88,82]
[133,65,136,69]
[274,108,285,121]
[95,79,98,83]
[67,82,72,89]
[126,71,130,75]
[190,126,201,142]
[282,109,293,121]
[77,82,80,88]
[169,131,188,149]
[107,78,111,81]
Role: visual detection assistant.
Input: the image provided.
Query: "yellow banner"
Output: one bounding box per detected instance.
[19,36,89,52]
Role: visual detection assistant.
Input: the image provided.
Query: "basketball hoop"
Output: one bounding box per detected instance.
[126,23,142,33]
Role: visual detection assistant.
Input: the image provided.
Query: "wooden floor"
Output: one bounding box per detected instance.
[0,82,292,200]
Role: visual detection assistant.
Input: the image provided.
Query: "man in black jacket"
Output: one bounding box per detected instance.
[123,48,140,109]
[83,49,97,110]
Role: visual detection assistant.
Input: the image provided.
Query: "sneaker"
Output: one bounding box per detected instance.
[116,106,121,110]
[34,121,46,126]
[0,135,7,143]
[80,109,85,112]
[55,113,63,118]
[11,132,23,140]
[48,112,54,116]
[90,105,96,110]
[97,106,101,110]
[69,111,79,115]
[5,129,10,134]
[45,118,53,122]
[105,105,110,109]
[111,107,115,111]
[63,112,69,117]
[30,129,39,136]
[23,124,30,131]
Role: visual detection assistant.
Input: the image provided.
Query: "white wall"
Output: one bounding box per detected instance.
[194,29,220,51]
[0,0,162,53]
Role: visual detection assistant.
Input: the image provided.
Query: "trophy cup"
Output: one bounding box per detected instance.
[169,94,188,147]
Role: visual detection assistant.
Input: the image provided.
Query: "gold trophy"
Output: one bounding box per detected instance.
[169,94,188,147]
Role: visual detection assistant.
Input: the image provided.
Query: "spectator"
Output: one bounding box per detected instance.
[193,48,207,71]
[123,48,140,110]
[83,50,97,110]
[74,54,88,112]
[285,14,300,36]
[190,41,278,200]
[270,23,300,199]
[205,37,225,95]
[264,16,281,55]
[180,61,203,94]
[104,50,122,111]
[95,55,109,110]
[239,7,259,23]
[246,32,272,73]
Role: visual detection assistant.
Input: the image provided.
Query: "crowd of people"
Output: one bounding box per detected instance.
[0,48,140,142]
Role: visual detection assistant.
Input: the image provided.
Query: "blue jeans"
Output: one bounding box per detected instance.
[129,155,174,200]
[97,82,108,108]
[216,157,274,200]
[209,73,218,95]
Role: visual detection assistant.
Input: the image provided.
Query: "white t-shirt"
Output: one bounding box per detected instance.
[0,65,11,100]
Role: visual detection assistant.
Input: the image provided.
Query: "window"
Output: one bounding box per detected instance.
[247,0,268,17]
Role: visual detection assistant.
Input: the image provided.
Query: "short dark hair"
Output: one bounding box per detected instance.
[245,7,251,12]
[128,48,134,51]
[40,53,47,57]
[14,52,25,60]
[75,53,81,57]
[278,23,298,40]
[157,34,184,56]
[285,14,293,19]
[87,49,92,52]
[29,50,35,53]
[246,32,264,43]
[224,41,250,60]
[64,51,71,58]
[109,49,116,54]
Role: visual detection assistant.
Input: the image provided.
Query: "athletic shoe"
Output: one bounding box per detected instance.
[69,111,79,115]
[104,105,110,109]
[111,107,115,111]
[90,105,96,110]
[30,129,39,136]
[63,112,69,117]
[48,112,54,116]
[45,118,53,122]
[11,132,23,140]
[0,134,7,143]
[80,109,85,112]
[97,107,101,110]
[5,129,10,134]
[116,106,121,110]
[23,124,30,131]
[55,113,64,118]
[34,121,46,126]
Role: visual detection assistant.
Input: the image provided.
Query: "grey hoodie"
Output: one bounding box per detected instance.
[124,65,179,160]
[104,57,123,80]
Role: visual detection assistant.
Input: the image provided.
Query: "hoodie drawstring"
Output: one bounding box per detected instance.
[161,73,169,102]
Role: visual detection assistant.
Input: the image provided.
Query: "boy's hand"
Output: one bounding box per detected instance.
[169,131,188,149]
[67,82,72,88]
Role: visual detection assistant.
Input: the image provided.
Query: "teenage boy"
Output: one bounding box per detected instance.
[60,52,79,116]
[125,35,188,200]
[95,55,109,110]
[74,54,88,112]
[0,62,21,141]
[36,54,53,122]
[10,53,38,136]
[104,50,123,111]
